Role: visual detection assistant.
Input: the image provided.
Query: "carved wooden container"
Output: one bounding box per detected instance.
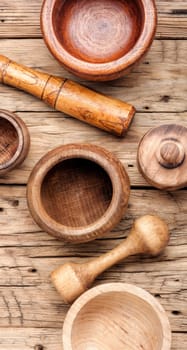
[0,109,30,175]
[62,283,171,350]
[41,0,157,81]
[27,144,130,243]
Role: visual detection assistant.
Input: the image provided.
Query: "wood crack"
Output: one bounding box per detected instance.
[2,295,12,325]
[12,291,24,325]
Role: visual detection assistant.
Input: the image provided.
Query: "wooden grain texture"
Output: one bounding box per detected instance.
[1,111,187,185]
[0,54,135,136]
[0,329,186,350]
[62,284,171,350]
[0,187,187,333]
[0,38,186,185]
[0,0,187,38]
[0,110,30,175]
[41,0,156,81]
[0,39,186,113]
[0,1,186,349]
[138,124,187,190]
[51,215,169,303]
[27,144,130,242]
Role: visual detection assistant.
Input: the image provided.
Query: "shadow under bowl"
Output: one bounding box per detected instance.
[27,144,130,243]
[63,283,171,350]
[41,0,157,81]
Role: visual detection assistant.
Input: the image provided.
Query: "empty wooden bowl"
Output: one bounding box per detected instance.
[27,144,130,243]
[0,109,30,175]
[62,283,171,350]
[41,0,157,81]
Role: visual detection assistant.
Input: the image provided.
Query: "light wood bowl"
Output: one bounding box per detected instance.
[0,109,30,175]
[27,144,130,243]
[41,0,157,81]
[63,283,171,350]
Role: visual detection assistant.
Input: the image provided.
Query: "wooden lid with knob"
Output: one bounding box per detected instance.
[137,124,187,190]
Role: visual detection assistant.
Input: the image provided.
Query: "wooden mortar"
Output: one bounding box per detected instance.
[0,109,30,175]
[27,144,130,243]
[0,55,135,136]
[41,0,157,81]
[137,124,187,190]
[62,283,171,350]
[51,215,169,303]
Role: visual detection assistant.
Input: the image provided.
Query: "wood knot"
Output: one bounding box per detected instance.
[157,139,185,169]
[34,345,44,350]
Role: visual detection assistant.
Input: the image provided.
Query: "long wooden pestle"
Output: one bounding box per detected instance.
[51,215,169,303]
[0,55,135,136]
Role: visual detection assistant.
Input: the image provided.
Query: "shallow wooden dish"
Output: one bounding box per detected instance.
[62,283,171,350]
[41,0,157,81]
[27,144,130,243]
[0,109,30,175]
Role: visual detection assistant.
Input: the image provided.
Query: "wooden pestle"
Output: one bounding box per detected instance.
[51,215,169,303]
[0,55,135,136]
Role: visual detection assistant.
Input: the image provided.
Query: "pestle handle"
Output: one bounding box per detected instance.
[0,55,135,136]
[85,228,142,279]
[51,215,169,303]
[85,215,169,279]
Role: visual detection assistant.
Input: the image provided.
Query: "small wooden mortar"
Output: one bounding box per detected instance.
[27,144,130,243]
[137,124,187,190]
[51,215,169,303]
[62,283,171,350]
[0,55,135,136]
[41,0,157,81]
[0,109,30,175]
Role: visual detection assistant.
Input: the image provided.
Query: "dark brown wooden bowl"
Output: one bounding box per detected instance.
[27,144,130,243]
[0,109,30,175]
[41,0,157,81]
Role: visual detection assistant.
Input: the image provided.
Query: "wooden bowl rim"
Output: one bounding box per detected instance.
[62,283,171,350]
[41,0,157,80]
[27,144,130,242]
[0,110,25,171]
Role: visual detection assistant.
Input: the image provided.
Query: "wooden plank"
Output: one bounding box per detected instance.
[0,1,187,38]
[0,262,186,330]
[0,328,62,350]
[0,282,186,331]
[0,39,186,113]
[0,1,186,348]
[0,111,186,185]
[157,1,187,38]
[0,186,186,331]
[0,39,186,186]
[1,186,187,240]
[0,328,186,350]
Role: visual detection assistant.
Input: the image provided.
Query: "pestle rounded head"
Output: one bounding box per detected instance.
[51,262,88,304]
[133,215,169,256]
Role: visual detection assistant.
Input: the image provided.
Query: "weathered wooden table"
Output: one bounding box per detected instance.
[0,1,186,349]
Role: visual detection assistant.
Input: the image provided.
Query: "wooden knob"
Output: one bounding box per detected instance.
[137,124,187,190]
[157,139,185,169]
[51,215,169,303]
